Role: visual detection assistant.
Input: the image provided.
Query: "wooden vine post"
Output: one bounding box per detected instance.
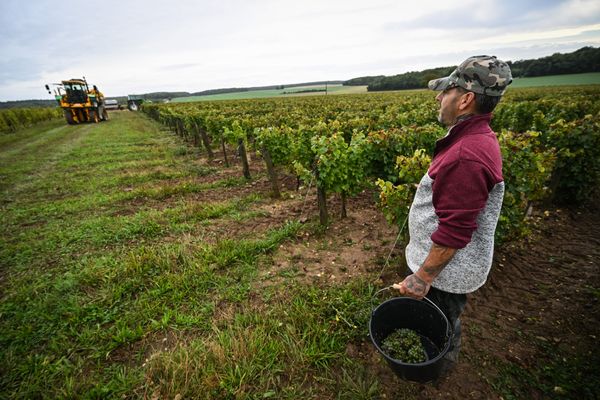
[191,122,199,147]
[261,146,280,198]
[221,133,229,167]
[316,169,328,225]
[238,139,251,180]
[193,121,214,159]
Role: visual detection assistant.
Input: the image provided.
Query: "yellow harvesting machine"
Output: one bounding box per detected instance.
[45,77,109,124]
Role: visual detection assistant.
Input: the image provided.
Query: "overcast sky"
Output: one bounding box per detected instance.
[1,0,600,101]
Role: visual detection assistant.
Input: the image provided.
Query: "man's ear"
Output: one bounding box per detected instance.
[459,91,475,111]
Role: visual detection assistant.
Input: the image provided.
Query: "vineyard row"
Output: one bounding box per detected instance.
[0,107,63,134]
[138,87,599,242]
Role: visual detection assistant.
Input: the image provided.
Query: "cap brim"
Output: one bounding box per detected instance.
[428,76,451,91]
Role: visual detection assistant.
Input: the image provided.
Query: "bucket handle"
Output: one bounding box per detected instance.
[371,285,394,313]
[422,297,446,323]
[424,296,453,343]
[373,285,394,298]
[371,286,452,339]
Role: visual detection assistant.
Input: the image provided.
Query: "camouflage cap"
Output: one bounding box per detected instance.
[428,55,512,97]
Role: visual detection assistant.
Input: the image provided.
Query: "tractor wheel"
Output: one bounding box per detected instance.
[64,110,75,125]
[89,109,100,123]
[75,109,85,123]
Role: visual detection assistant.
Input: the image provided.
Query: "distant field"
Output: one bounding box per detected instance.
[510,72,600,88]
[173,84,367,102]
[173,72,600,103]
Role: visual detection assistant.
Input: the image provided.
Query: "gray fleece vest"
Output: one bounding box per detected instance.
[406,175,504,293]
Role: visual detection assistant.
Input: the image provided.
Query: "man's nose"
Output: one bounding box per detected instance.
[435,92,443,102]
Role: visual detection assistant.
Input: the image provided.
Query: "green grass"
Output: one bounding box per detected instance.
[510,72,600,88]
[172,84,367,102]
[143,282,380,399]
[0,111,412,399]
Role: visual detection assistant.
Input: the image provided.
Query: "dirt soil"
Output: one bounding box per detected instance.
[262,188,399,287]
[351,203,600,399]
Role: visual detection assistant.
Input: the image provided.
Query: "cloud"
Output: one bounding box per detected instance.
[386,0,595,31]
[1,0,600,100]
[0,58,44,85]
[158,63,203,71]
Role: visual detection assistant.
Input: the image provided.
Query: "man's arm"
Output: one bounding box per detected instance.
[393,243,457,299]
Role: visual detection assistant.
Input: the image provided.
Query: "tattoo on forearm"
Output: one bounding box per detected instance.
[421,243,456,278]
[423,264,443,275]
[423,261,450,275]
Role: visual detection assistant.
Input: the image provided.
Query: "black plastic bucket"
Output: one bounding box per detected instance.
[369,296,452,383]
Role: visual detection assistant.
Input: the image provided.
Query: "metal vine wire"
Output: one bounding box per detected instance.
[298,171,315,222]
[375,213,409,283]
[369,214,409,308]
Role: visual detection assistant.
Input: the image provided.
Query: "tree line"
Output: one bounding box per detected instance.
[344,46,600,92]
[508,46,600,77]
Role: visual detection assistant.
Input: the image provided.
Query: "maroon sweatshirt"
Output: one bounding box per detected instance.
[405,114,505,293]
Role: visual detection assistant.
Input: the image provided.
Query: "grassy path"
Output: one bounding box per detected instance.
[0,112,378,399]
[0,121,76,189]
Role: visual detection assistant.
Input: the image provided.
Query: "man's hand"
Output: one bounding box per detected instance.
[393,243,458,300]
[393,273,431,300]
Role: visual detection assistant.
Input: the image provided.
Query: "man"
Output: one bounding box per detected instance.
[393,55,512,373]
